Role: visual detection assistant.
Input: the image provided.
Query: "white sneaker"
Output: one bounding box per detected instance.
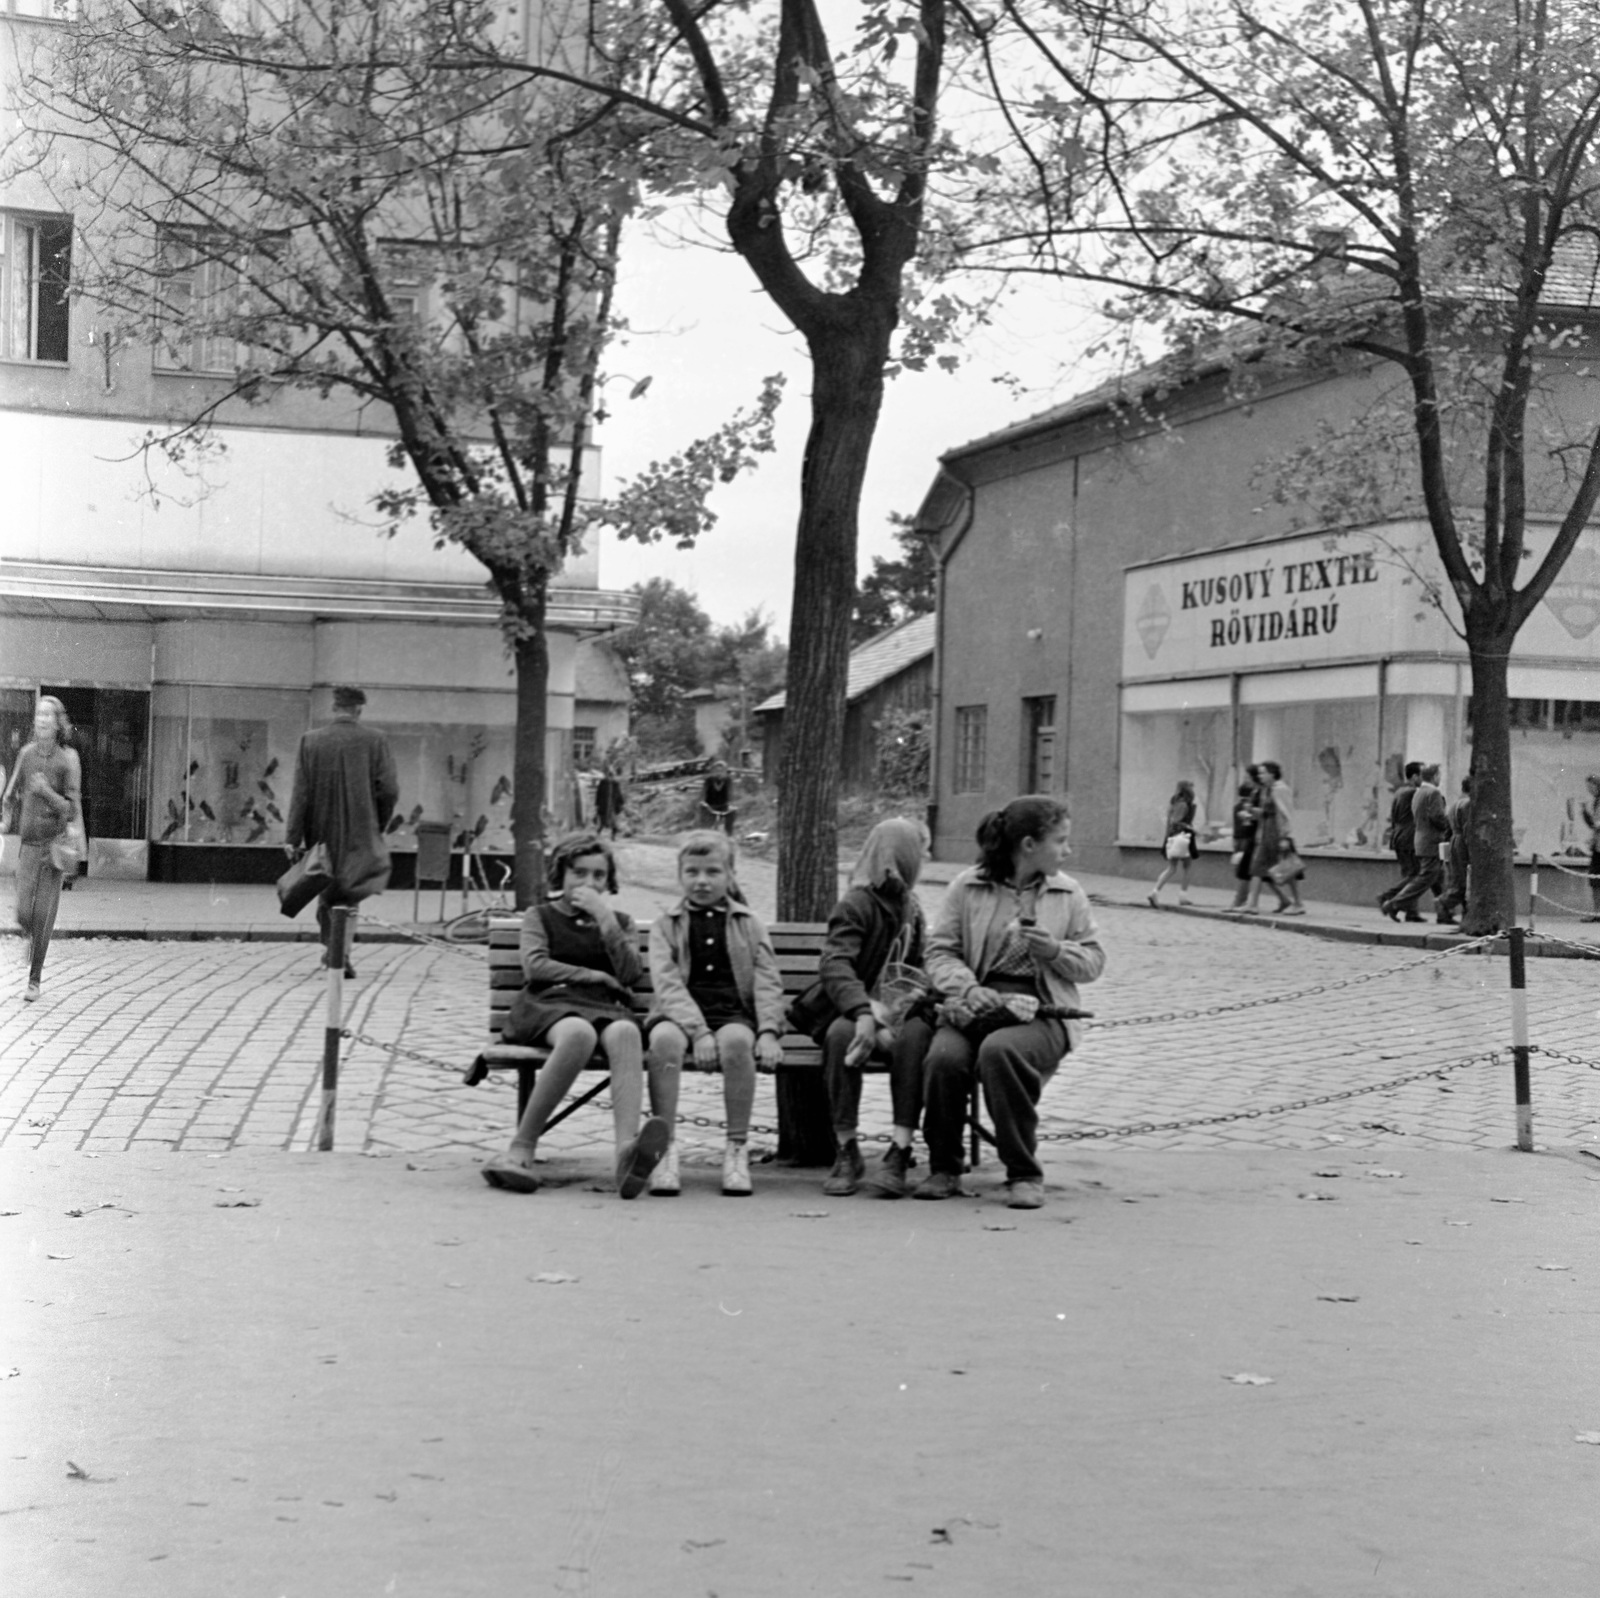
[649,1144,680,1197]
[721,1141,752,1197]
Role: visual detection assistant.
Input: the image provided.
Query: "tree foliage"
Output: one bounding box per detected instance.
[969,0,1600,933]
[611,578,787,759]
[853,514,937,644]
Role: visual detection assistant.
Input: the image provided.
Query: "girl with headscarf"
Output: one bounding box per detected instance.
[7,696,83,1001]
[792,817,934,1199]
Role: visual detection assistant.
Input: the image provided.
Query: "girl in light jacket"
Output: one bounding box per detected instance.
[917,795,1105,1211]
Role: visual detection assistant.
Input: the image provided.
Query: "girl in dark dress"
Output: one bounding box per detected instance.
[482,833,669,1198]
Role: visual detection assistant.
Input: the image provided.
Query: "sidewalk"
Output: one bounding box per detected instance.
[5,1140,1597,1596]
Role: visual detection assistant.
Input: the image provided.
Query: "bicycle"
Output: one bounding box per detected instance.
[443,848,515,943]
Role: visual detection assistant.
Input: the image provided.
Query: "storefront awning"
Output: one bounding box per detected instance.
[0,560,639,632]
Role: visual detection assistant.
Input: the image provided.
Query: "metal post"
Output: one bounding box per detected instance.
[312,905,349,1152]
[1528,853,1539,935]
[1508,926,1532,1153]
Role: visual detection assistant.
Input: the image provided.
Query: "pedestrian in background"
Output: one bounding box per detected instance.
[594,764,626,839]
[7,696,83,1002]
[286,686,399,978]
[699,759,737,835]
[1227,775,1260,910]
[1148,778,1199,906]
[1437,776,1472,925]
[1581,775,1600,923]
[1240,762,1297,915]
[1379,761,1423,917]
[1383,763,1449,923]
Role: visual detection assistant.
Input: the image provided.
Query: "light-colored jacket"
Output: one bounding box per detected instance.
[647,898,787,1041]
[925,867,1106,1053]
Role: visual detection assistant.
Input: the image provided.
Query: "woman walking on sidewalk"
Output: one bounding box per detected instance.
[1240,762,1302,915]
[1148,779,1199,905]
[8,696,83,1002]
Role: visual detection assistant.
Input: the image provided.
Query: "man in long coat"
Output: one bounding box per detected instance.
[286,686,399,976]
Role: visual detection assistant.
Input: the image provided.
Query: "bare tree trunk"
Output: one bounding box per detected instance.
[1462,621,1517,936]
[776,320,890,923]
[511,589,550,911]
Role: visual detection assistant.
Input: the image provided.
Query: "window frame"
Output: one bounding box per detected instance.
[952,704,988,795]
[152,230,246,376]
[0,210,73,365]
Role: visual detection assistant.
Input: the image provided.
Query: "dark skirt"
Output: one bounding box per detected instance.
[505,983,641,1047]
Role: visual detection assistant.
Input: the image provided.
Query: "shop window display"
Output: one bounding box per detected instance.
[151,686,308,845]
[1497,699,1600,857]
[377,721,515,856]
[1118,706,1231,842]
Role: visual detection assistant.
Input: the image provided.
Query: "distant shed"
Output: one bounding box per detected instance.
[753,613,935,788]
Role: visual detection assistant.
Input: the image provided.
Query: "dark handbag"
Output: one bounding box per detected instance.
[277,845,332,918]
[785,977,834,1040]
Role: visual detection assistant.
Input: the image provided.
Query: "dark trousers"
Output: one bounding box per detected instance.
[1388,855,1444,915]
[15,842,63,983]
[923,1017,1067,1183]
[1387,842,1417,895]
[821,1014,933,1135]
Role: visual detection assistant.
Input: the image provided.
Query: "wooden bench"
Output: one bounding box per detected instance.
[461,914,840,1140]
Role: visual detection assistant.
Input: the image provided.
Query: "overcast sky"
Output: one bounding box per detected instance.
[592,219,1115,634]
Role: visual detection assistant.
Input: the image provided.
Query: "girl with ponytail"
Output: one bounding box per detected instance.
[918,795,1105,1210]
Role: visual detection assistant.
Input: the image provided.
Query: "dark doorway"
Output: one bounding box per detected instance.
[40,686,151,843]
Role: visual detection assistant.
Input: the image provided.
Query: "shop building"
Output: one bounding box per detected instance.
[0,13,636,882]
[917,352,1600,902]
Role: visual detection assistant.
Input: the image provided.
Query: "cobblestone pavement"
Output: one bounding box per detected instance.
[6,900,1600,1169]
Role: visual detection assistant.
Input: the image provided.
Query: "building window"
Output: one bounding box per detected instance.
[1,212,72,363]
[154,232,243,374]
[2,0,80,19]
[1022,695,1056,791]
[953,705,987,793]
[572,725,597,766]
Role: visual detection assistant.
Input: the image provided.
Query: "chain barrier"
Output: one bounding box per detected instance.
[1530,1043,1600,1073]
[1524,928,1600,957]
[1038,1048,1505,1141]
[1089,934,1500,1031]
[340,1026,1530,1146]
[1527,889,1600,925]
[1535,855,1600,881]
[343,1028,468,1072]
